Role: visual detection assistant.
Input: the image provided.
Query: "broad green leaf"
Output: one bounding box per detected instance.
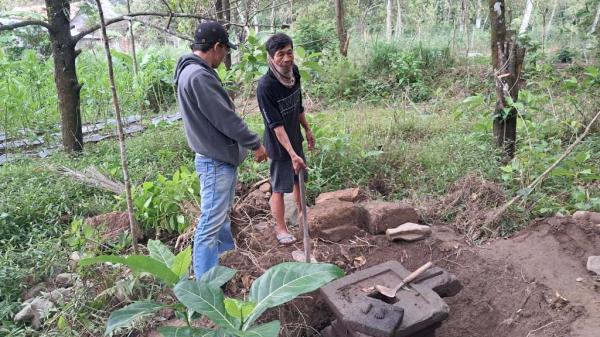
[461,95,484,107]
[171,246,192,278]
[575,151,591,163]
[563,77,578,89]
[105,301,164,336]
[551,167,573,177]
[199,265,237,287]
[173,280,238,332]
[159,326,216,337]
[224,298,256,319]
[80,255,179,286]
[244,262,344,329]
[240,320,280,337]
[148,239,176,268]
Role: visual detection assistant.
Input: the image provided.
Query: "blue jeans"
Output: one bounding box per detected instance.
[193,154,237,278]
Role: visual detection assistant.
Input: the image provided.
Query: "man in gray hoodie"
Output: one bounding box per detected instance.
[174,21,267,277]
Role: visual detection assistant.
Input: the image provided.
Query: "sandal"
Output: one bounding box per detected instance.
[276,233,297,245]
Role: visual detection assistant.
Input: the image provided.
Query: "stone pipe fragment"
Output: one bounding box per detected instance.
[385,222,431,242]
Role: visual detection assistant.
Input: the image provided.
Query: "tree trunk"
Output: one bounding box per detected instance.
[46,0,83,152]
[126,0,138,75]
[335,0,348,56]
[545,0,558,39]
[395,0,402,38]
[270,0,276,32]
[385,0,392,41]
[490,0,526,159]
[590,2,600,34]
[475,0,482,29]
[216,0,232,69]
[519,0,534,34]
[459,0,465,33]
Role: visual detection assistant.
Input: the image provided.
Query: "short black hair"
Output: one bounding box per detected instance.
[191,43,215,52]
[265,33,293,57]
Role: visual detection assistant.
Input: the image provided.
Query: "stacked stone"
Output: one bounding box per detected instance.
[320,261,462,337]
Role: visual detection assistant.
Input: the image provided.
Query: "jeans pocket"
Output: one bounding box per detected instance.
[195,155,212,174]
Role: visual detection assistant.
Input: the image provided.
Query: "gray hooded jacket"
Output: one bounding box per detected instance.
[173,54,260,166]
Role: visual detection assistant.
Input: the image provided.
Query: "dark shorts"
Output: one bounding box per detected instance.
[270,157,308,193]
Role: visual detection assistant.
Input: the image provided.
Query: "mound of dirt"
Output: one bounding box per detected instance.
[422,173,511,241]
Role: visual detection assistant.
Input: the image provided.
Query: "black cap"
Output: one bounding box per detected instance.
[192,21,237,50]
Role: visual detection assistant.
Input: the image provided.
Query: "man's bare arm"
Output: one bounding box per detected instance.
[299,113,315,150]
[273,126,306,172]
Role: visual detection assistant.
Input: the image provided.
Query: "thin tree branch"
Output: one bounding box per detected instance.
[0,20,52,31]
[127,17,193,41]
[73,12,220,43]
[248,0,291,21]
[73,10,287,43]
[158,0,175,29]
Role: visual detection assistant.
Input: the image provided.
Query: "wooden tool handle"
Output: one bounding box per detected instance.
[402,262,433,285]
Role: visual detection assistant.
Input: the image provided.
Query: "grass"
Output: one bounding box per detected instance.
[0,96,505,335]
[1,40,599,335]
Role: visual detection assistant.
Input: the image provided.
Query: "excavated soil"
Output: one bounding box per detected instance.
[213,214,599,337]
[143,175,599,337]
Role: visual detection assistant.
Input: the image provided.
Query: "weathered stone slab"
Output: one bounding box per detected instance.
[259,183,271,193]
[361,201,419,234]
[587,256,600,276]
[572,211,600,223]
[321,261,449,337]
[413,267,463,298]
[316,188,367,204]
[308,200,368,233]
[321,225,362,242]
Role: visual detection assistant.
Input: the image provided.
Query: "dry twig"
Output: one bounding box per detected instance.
[56,166,125,195]
[483,109,600,230]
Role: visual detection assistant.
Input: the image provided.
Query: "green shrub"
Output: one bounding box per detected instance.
[555,48,574,63]
[130,167,199,234]
[292,3,336,54]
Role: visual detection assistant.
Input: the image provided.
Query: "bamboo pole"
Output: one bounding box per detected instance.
[95,0,140,252]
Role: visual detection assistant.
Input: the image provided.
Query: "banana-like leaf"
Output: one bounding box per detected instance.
[159,326,217,337]
[80,255,179,286]
[148,239,176,268]
[171,246,192,278]
[244,262,344,329]
[105,301,164,336]
[173,280,239,333]
[199,265,237,287]
[239,320,280,337]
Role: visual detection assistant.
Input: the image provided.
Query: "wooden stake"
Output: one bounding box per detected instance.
[95,0,139,252]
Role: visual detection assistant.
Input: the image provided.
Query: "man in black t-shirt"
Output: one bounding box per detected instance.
[257,33,315,245]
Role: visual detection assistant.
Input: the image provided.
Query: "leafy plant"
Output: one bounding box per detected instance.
[555,48,574,63]
[130,166,199,234]
[80,241,344,337]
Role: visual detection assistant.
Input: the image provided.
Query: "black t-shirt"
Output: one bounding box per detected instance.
[257,66,305,161]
